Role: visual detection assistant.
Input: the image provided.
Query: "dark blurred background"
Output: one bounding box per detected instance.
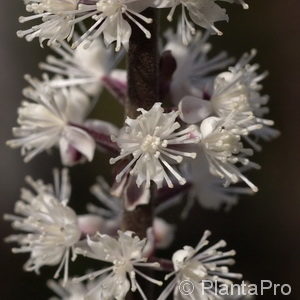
[1,1,300,299]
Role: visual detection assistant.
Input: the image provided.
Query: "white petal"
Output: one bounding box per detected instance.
[84,119,119,137]
[199,116,220,139]
[179,96,213,124]
[103,16,131,51]
[110,69,127,84]
[124,177,150,211]
[154,218,175,249]
[59,137,84,167]
[78,215,104,236]
[61,127,95,162]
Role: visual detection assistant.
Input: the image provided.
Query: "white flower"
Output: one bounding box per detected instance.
[18,0,79,46]
[24,0,78,14]
[39,39,126,96]
[4,169,81,284]
[110,103,198,189]
[164,27,233,104]
[155,0,229,44]
[197,115,260,192]
[18,0,153,50]
[212,50,270,122]
[7,75,96,165]
[158,230,242,300]
[179,50,280,150]
[71,0,153,51]
[181,152,254,215]
[74,231,162,300]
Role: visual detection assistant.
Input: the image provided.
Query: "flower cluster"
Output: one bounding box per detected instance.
[18,0,249,50]
[5,1,279,299]
[110,102,199,189]
[4,169,80,284]
[158,230,242,299]
[162,30,279,210]
[74,231,163,299]
[39,39,126,97]
[7,75,96,165]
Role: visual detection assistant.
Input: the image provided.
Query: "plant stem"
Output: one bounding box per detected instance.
[121,8,159,241]
[125,8,159,118]
[122,8,159,300]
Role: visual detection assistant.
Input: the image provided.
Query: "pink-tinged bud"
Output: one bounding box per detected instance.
[78,214,120,237]
[78,215,103,236]
[154,218,175,249]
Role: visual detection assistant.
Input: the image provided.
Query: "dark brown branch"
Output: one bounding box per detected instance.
[122,8,159,240]
[122,9,159,300]
[125,8,159,118]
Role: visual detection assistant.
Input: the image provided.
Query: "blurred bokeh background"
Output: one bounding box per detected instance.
[1,1,299,299]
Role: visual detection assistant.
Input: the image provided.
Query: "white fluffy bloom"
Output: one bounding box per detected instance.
[74,231,162,299]
[39,39,126,96]
[164,27,233,104]
[181,152,254,215]
[155,0,229,44]
[4,169,81,284]
[179,50,280,150]
[18,0,153,50]
[7,75,96,165]
[110,103,199,189]
[158,230,242,300]
[71,0,154,51]
[211,51,270,123]
[18,0,79,46]
[197,115,259,192]
[156,0,250,44]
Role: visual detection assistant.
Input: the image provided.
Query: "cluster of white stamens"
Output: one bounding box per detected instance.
[158,230,242,300]
[17,0,250,49]
[198,115,260,192]
[74,231,162,299]
[4,169,81,284]
[6,75,95,164]
[110,103,198,189]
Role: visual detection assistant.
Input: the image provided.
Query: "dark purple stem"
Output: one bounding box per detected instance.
[122,10,159,299]
[122,8,159,241]
[102,76,127,105]
[159,50,177,99]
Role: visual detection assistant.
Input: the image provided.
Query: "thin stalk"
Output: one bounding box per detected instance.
[122,8,159,240]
